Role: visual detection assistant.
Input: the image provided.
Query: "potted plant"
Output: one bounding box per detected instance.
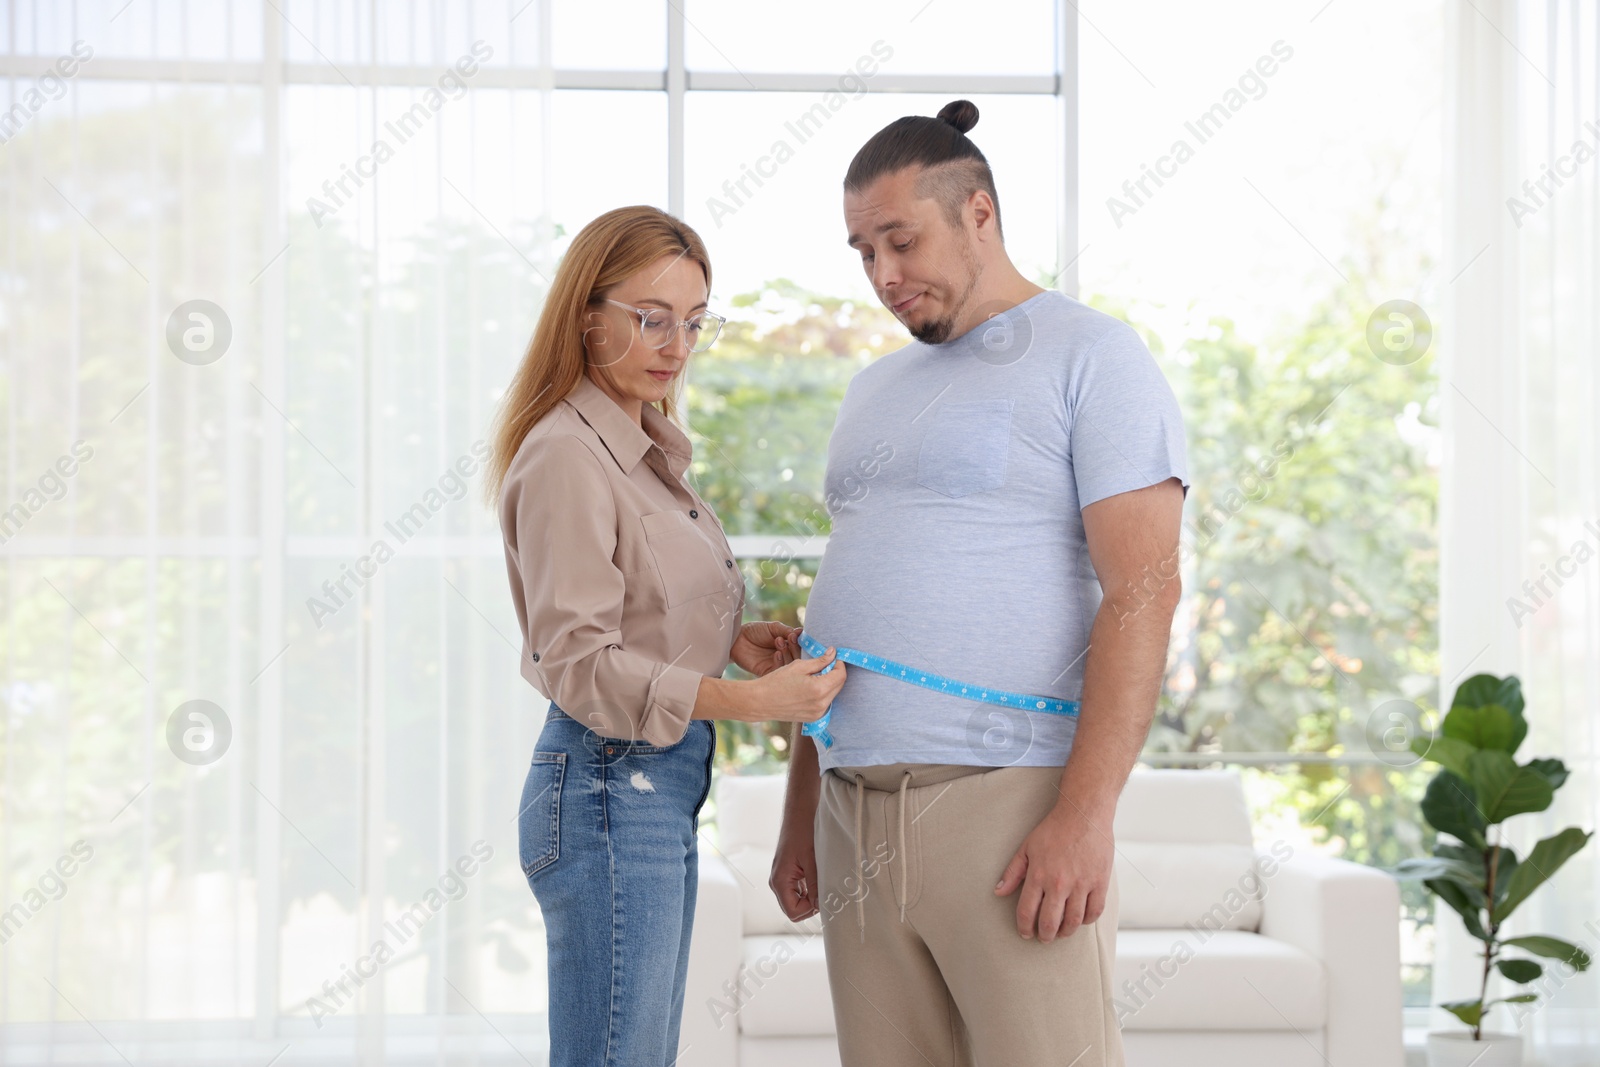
[1395,673,1592,1066]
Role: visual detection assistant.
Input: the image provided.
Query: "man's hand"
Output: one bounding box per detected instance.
[731,620,801,677]
[770,814,821,922]
[770,726,822,922]
[993,477,1182,941]
[994,801,1114,942]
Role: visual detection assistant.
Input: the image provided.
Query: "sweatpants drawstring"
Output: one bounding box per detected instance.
[850,768,917,936]
[897,770,911,923]
[853,772,865,943]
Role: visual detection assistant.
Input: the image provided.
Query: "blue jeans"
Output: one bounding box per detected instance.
[518,703,716,1067]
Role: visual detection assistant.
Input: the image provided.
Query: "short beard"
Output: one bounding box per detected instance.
[907,239,983,345]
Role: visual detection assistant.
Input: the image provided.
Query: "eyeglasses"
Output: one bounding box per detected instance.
[605,299,726,353]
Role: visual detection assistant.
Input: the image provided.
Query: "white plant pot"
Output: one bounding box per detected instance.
[1426,1031,1522,1067]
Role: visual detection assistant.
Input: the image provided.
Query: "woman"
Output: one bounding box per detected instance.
[485,204,847,1066]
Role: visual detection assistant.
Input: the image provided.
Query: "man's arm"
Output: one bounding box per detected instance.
[994,476,1185,941]
[770,726,823,920]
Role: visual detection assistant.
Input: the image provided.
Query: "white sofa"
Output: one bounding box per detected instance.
[679,768,1402,1067]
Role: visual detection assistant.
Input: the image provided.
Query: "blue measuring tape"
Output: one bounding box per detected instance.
[795,631,1079,749]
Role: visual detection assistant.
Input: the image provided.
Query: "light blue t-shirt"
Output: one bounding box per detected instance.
[801,289,1188,771]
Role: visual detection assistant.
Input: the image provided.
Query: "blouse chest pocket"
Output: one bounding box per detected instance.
[639,509,731,608]
[916,398,1014,498]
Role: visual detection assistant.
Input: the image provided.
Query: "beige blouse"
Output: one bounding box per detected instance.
[498,373,747,746]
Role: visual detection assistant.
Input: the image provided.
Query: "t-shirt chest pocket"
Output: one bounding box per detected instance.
[639,509,730,608]
[916,398,1014,498]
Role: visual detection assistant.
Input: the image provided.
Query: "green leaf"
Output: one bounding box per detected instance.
[1395,856,1484,888]
[1496,958,1543,983]
[1451,674,1527,751]
[1467,750,1554,823]
[1495,828,1595,922]
[1501,936,1591,971]
[1422,770,1487,848]
[1413,735,1478,780]
[1435,842,1484,864]
[1452,674,1523,714]
[1489,994,1538,1005]
[1441,999,1484,1027]
[1525,757,1570,790]
[1427,878,1488,940]
[1443,704,1516,752]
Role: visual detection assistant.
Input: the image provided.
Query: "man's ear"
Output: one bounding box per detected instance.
[968,189,999,240]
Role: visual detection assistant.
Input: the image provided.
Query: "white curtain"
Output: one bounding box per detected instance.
[3,2,1075,1061]
[1,1,560,1060]
[1443,0,1598,1060]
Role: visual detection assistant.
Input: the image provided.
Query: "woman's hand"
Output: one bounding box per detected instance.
[693,639,844,722]
[752,647,847,723]
[731,620,802,677]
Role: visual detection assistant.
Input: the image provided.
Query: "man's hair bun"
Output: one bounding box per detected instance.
[845,99,1001,238]
[936,99,979,135]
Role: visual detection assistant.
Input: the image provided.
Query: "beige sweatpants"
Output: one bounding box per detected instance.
[814,762,1124,1067]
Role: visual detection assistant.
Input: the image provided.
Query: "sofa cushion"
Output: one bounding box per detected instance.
[735,934,837,1037]
[1113,929,1325,1031]
[716,774,825,936]
[718,773,787,850]
[1114,769,1255,846]
[735,1036,844,1067]
[1114,843,1266,930]
[722,843,825,937]
[1125,1031,1328,1067]
[719,771,1275,934]
[729,930,1324,1038]
[1111,770,1266,930]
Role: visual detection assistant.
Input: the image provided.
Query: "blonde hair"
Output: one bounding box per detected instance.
[484,205,713,505]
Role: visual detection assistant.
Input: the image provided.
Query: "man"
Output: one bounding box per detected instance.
[768,99,1188,1066]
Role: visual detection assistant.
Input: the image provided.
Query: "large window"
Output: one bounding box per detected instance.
[1073,0,1444,1014]
[0,0,1441,1060]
